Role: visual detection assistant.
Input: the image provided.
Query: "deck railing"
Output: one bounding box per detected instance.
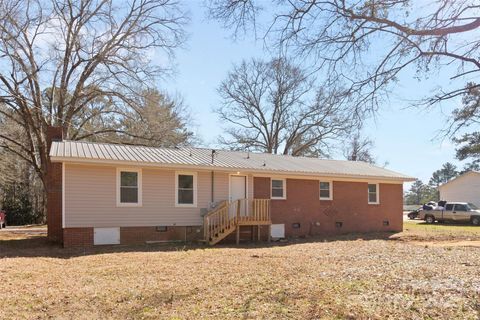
[203,200,231,242]
[204,199,271,244]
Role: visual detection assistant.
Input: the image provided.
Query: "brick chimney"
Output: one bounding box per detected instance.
[46,126,63,244]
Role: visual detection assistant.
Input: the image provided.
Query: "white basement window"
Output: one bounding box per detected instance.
[319,181,333,200]
[271,178,286,199]
[368,183,379,204]
[117,169,142,207]
[176,172,197,207]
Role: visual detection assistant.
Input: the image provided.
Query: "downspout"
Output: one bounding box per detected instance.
[211,150,216,205]
[211,171,214,204]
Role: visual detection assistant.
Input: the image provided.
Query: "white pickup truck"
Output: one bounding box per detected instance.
[418,202,480,226]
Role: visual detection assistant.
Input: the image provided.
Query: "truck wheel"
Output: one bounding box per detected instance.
[472,217,480,226]
[425,215,435,224]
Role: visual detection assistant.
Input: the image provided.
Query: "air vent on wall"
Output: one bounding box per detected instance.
[156,226,168,232]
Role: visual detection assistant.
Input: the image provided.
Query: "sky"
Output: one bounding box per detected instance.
[161,2,468,185]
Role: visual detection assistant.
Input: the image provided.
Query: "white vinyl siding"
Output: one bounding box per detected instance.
[64,164,231,228]
[439,172,480,208]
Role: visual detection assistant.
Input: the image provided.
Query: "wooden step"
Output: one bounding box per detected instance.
[209,225,236,245]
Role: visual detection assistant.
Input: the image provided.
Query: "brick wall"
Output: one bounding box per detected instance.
[63,226,203,247]
[120,226,203,245]
[254,177,403,237]
[46,126,63,243]
[63,228,93,247]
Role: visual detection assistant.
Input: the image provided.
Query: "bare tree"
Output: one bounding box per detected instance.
[207,0,480,114]
[343,131,375,164]
[0,0,188,189]
[216,58,357,156]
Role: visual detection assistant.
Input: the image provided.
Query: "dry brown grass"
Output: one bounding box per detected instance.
[1,226,479,320]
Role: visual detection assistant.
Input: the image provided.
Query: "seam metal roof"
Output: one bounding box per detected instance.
[50,140,415,181]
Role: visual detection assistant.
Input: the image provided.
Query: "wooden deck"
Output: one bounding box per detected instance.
[203,199,271,245]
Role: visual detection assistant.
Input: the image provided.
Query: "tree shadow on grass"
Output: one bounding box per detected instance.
[0,231,400,259]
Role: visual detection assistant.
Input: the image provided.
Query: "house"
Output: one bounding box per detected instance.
[439,171,480,207]
[45,128,414,247]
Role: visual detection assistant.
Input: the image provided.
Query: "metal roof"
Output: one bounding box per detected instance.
[50,140,414,181]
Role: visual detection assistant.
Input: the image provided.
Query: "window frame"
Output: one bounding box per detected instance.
[271,178,287,200]
[367,183,379,205]
[454,204,468,211]
[116,168,142,207]
[175,171,197,207]
[445,203,454,211]
[319,181,333,200]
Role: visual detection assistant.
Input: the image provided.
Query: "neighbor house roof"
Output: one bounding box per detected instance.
[50,140,414,182]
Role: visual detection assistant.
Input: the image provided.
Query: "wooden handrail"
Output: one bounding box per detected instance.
[204,198,271,244]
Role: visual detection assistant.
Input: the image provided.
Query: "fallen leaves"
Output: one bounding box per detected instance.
[0,227,479,319]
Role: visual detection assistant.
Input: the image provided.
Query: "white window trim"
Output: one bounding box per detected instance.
[368,183,380,205]
[116,168,142,207]
[271,178,287,200]
[175,171,197,207]
[319,180,333,200]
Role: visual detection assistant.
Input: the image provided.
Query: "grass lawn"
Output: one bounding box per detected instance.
[399,221,480,242]
[1,224,479,319]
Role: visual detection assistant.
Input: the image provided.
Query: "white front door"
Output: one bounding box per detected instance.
[230,176,247,217]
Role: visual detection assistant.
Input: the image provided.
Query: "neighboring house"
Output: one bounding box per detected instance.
[439,171,480,207]
[45,128,414,247]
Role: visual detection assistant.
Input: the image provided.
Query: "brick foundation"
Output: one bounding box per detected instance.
[62,226,203,247]
[63,228,94,247]
[254,177,403,238]
[120,226,203,245]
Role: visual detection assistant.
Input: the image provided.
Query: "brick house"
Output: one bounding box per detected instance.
[47,132,414,247]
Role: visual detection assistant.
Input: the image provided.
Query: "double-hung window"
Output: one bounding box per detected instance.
[176,172,197,207]
[271,179,286,199]
[368,183,379,204]
[117,169,142,206]
[319,181,332,200]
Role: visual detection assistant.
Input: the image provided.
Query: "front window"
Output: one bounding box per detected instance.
[271,179,286,199]
[117,169,142,206]
[368,184,379,204]
[468,203,478,210]
[454,204,468,211]
[176,172,197,206]
[319,181,332,200]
